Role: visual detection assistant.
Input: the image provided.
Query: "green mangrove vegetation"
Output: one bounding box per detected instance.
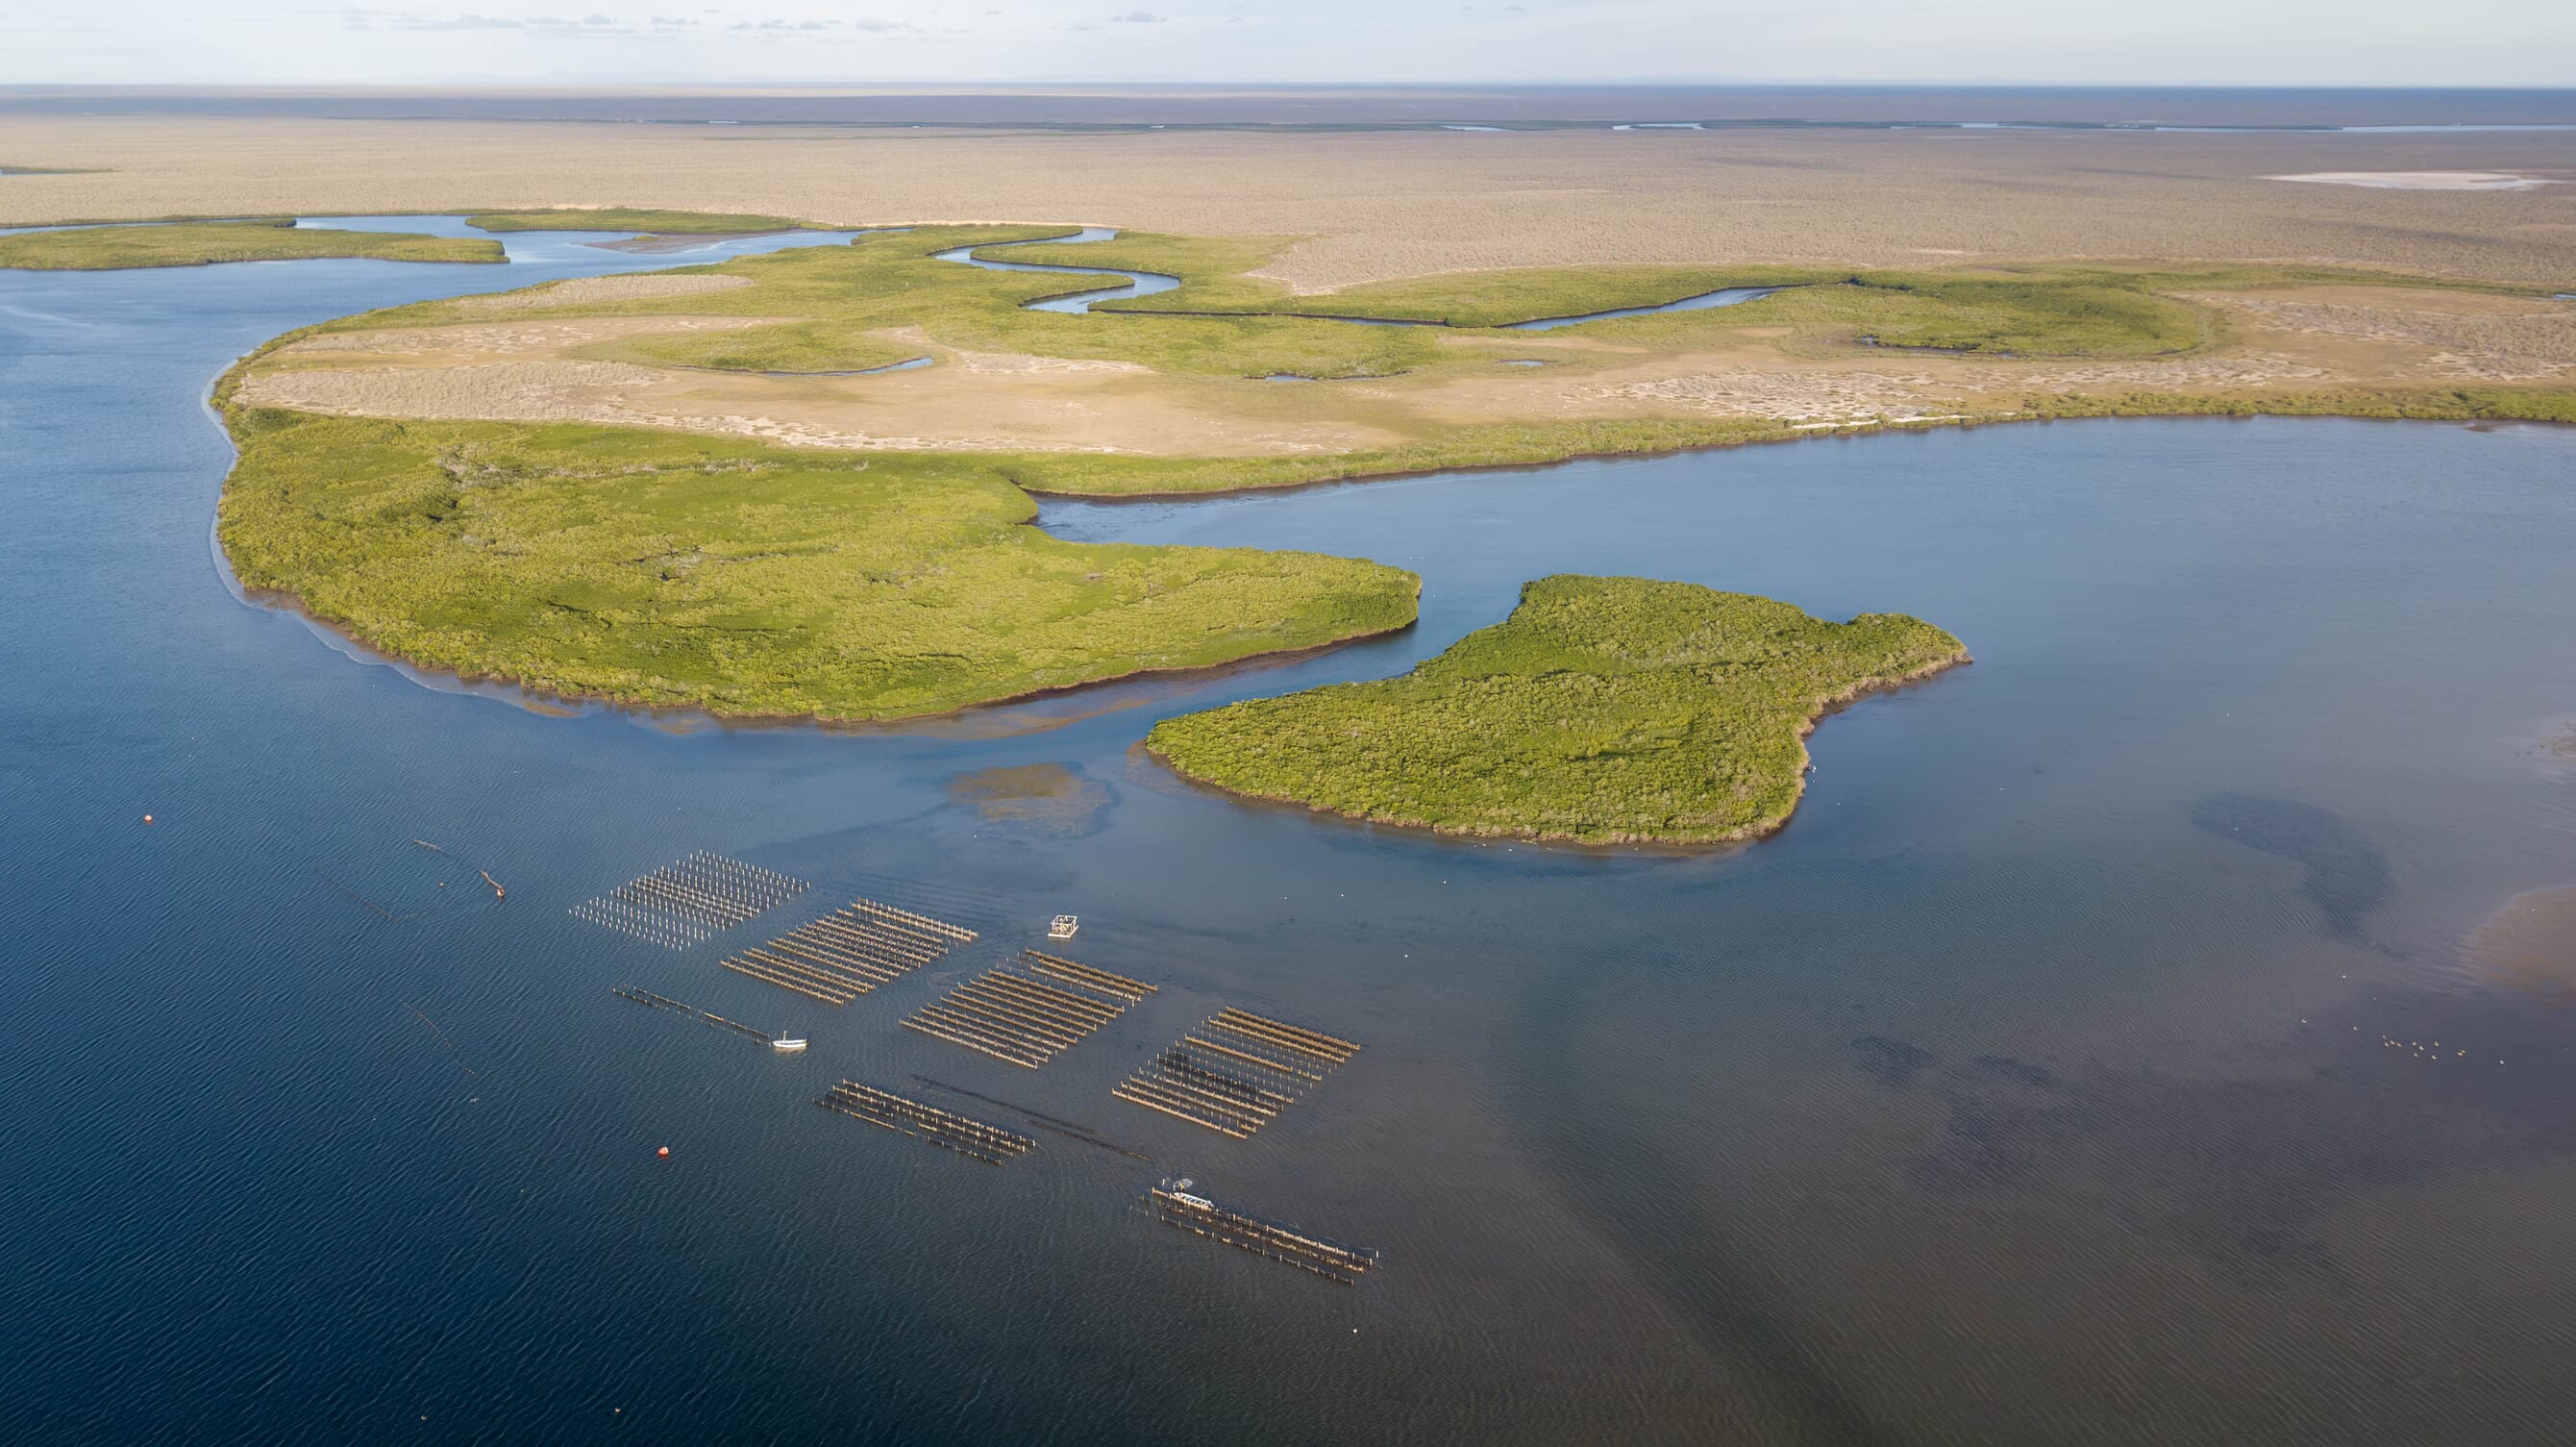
[208,217,2576,731]
[0,219,505,270]
[1146,576,1968,844]
[213,409,1420,720]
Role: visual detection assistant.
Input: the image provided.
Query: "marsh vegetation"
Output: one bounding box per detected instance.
[214,409,1419,719]
[0,219,503,269]
[1146,575,1968,844]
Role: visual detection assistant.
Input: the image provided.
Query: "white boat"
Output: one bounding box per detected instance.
[1049,914,1079,940]
[771,1037,808,1053]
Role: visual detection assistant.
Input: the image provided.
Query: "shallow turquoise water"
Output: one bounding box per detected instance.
[6,232,2576,1445]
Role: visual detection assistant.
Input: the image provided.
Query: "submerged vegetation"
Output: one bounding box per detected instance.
[1147,576,1968,844]
[0,219,503,270]
[463,208,817,234]
[214,410,1419,720]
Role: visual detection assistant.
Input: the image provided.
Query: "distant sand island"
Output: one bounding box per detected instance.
[2267,172,2561,191]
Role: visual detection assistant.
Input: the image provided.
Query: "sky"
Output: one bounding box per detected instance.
[4,0,2573,87]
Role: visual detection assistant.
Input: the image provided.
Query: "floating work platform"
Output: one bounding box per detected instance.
[1145,1178,1377,1285]
[609,985,780,1047]
[816,1080,1034,1164]
[1114,1009,1359,1138]
[1048,914,1079,940]
[717,895,977,1005]
[900,948,1153,1069]
[571,852,807,950]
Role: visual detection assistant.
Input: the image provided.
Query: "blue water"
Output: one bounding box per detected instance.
[8,233,2576,1445]
[931,227,1183,313]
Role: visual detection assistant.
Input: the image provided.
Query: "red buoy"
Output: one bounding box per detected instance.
[656,1146,670,1158]
[142,814,155,824]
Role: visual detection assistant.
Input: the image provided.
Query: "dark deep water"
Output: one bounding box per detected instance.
[6,236,2576,1447]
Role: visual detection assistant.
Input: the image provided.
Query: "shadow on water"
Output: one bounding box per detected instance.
[2188,793,2393,940]
[1503,956,1893,1446]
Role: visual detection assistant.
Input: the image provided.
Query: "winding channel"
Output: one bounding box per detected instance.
[934,226,1777,331]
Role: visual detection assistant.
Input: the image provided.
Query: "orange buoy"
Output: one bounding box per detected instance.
[656,1146,670,1158]
[142,814,154,824]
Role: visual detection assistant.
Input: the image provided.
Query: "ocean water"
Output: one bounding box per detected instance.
[6,235,2576,1445]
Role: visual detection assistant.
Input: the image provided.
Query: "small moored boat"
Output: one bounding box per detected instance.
[771,1037,808,1053]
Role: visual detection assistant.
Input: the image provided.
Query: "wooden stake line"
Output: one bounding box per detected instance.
[950,974,1094,1020]
[1152,1051,1299,1108]
[735,948,870,997]
[714,890,972,1004]
[963,967,1112,1024]
[1144,1184,1376,1285]
[1182,1033,1325,1083]
[1019,950,1156,1000]
[829,910,950,953]
[901,957,1144,1068]
[833,1085,1032,1147]
[937,991,1087,1046]
[806,912,943,960]
[721,958,851,1004]
[986,966,1126,1016]
[572,854,807,948]
[773,927,913,969]
[752,940,902,986]
[817,1081,1034,1163]
[1123,1069,1280,1124]
[903,1015,1048,1068]
[1113,1010,1359,1137]
[1212,1008,1359,1061]
[911,999,1071,1055]
[902,1005,1033,1048]
[1117,1068,1276,1120]
[833,909,957,954]
[845,898,978,942]
[793,917,928,963]
[609,985,777,1044]
[820,1097,1013,1164]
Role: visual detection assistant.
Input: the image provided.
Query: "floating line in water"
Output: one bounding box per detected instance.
[1145,1179,1377,1285]
[817,1080,1034,1164]
[609,985,777,1045]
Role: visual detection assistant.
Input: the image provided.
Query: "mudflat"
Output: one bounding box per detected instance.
[4,114,2573,286]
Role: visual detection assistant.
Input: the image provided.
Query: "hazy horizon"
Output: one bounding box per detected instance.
[8,1,2574,89]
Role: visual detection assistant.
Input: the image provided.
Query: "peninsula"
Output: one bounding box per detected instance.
[0,218,503,269]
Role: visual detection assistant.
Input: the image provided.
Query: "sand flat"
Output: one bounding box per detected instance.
[2268,171,2561,190]
[10,117,2576,286]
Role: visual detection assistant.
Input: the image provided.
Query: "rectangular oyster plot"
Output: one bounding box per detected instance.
[717,896,977,1004]
[568,852,807,949]
[901,949,1153,1068]
[1113,1008,1359,1138]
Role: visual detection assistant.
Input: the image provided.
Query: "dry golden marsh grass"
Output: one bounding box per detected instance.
[234,257,2576,461]
[4,116,2573,287]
